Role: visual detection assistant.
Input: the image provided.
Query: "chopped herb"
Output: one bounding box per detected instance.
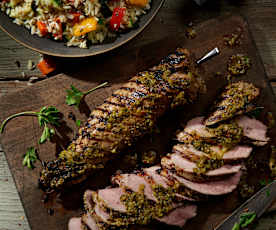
[76,119,81,127]
[185,27,197,39]
[266,190,271,197]
[0,106,61,144]
[224,28,243,48]
[23,147,38,169]
[66,82,108,108]
[227,54,251,76]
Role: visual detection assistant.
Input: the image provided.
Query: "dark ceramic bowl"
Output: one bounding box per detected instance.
[0,0,164,57]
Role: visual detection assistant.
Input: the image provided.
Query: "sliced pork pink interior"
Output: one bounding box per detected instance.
[161,153,241,177]
[68,217,82,230]
[156,204,197,227]
[236,116,270,143]
[165,170,242,196]
[112,173,157,202]
[82,213,98,230]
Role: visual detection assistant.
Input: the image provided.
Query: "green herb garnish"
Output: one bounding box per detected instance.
[0,106,61,144]
[66,82,108,108]
[76,119,81,127]
[232,211,256,230]
[23,147,38,169]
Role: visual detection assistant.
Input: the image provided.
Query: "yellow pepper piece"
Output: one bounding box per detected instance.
[127,0,149,7]
[73,17,97,37]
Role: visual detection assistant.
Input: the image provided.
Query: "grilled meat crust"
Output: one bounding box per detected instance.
[204,81,260,126]
[39,48,205,191]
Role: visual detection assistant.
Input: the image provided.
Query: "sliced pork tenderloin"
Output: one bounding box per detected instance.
[81,214,98,230]
[178,115,269,147]
[83,187,136,227]
[177,116,213,142]
[161,153,242,182]
[156,204,197,227]
[236,116,270,145]
[161,169,242,200]
[173,144,252,163]
[112,172,157,202]
[143,166,170,188]
[143,166,195,201]
[68,217,83,230]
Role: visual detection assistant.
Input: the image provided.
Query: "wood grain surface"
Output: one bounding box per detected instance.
[0,0,276,230]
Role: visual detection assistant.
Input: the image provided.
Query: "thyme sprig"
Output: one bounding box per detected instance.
[65,82,108,108]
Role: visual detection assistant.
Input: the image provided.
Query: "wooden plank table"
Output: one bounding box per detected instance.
[0,0,276,229]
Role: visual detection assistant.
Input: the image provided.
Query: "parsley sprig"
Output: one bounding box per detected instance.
[66,82,108,108]
[22,147,38,169]
[232,211,256,230]
[0,106,61,144]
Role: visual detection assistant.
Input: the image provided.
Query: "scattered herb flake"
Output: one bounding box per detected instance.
[185,27,197,39]
[227,54,251,76]
[76,119,81,127]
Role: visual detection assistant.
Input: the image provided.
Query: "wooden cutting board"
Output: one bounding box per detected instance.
[0,15,275,230]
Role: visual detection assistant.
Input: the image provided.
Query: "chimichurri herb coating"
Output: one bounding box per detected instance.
[39,48,205,191]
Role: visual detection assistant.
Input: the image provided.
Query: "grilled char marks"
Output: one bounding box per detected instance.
[205,81,260,126]
[39,48,204,191]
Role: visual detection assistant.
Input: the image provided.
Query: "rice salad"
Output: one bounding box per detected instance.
[0,0,151,48]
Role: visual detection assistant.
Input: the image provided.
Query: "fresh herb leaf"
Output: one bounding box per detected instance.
[240,212,256,228]
[76,119,81,127]
[0,106,61,144]
[23,147,37,169]
[266,190,271,197]
[65,82,108,108]
[232,222,240,230]
[66,85,84,107]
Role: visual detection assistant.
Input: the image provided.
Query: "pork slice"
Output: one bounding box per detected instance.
[164,169,242,196]
[97,187,127,212]
[112,173,157,202]
[222,145,252,160]
[94,203,111,223]
[236,116,270,144]
[84,188,128,225]
[156,204,197,227]
[174,144,252,162]
[177,117,213,142]
[143,166,195,201]
[84,190,94,212]
[82,213,99,230]
[68,217,83,230]
[161,153,241,181]
[173,144,206,161]
[143,166,170,188]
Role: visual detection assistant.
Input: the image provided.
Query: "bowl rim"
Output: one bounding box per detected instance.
[0,0,164,58]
